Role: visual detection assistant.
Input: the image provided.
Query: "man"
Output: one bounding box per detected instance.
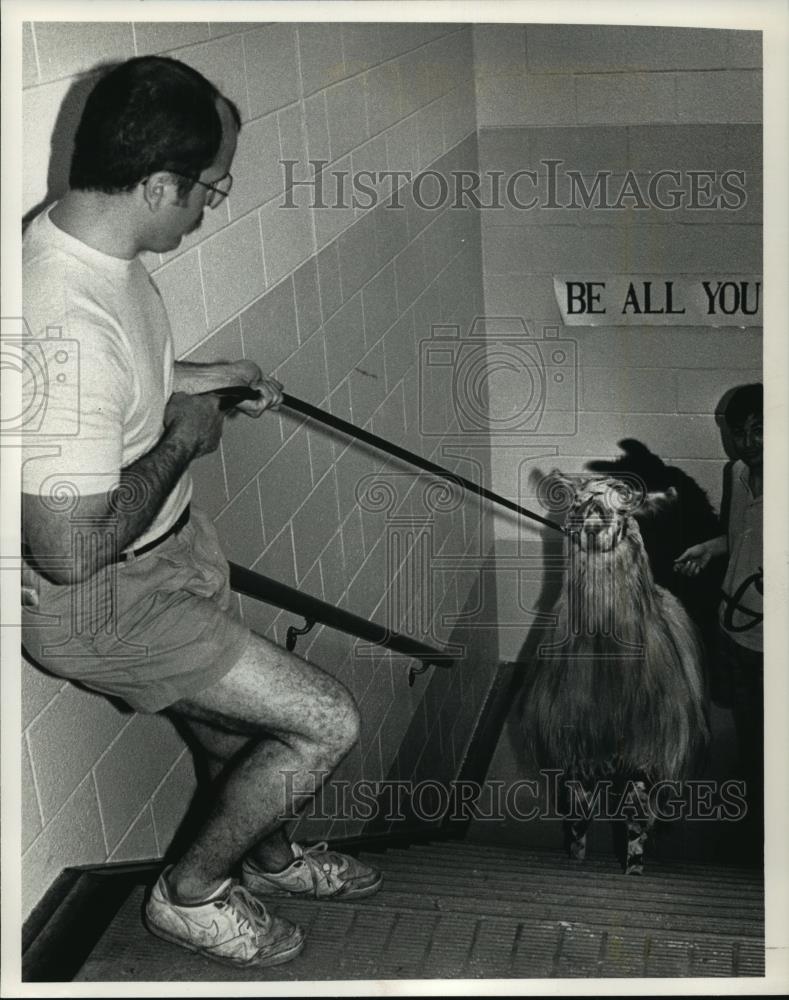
[21,56,380,969]
[674,383,763,858]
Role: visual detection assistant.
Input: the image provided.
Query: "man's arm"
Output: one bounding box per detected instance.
[23,392,224,586]
[172,359,255,394]
[173,359,283,417]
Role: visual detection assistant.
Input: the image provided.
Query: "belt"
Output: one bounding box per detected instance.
[120,504,191,562]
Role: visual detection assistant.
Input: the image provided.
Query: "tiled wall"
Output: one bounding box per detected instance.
[473,25,762,659]
[21,20,501,917]
[473,24,762,128]
[21,19,763,918]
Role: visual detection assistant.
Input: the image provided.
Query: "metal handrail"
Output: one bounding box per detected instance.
[213,386,564,534]
[282,393,565,535]
[228,561,453,685]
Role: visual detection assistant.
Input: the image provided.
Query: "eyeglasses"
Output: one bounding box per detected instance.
[174,172,233,209]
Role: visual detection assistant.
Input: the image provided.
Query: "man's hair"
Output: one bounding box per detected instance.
[723,383,763,430]
[69,56,241,195]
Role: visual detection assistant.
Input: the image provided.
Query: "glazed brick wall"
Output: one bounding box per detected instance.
[20,20,500,917]
[473,25,762,659]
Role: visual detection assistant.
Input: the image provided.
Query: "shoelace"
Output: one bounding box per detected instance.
[217,883,272,941]
[298,841,345,891]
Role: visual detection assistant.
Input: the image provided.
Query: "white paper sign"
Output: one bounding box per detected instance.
[554,275,762,326]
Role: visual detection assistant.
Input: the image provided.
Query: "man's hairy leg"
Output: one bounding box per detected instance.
[174,718,296,874]
[165,634,360,902]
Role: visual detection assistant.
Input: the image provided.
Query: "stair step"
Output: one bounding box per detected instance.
[419,837,759,868]
[361,850,764,895]
[356,861,763,919]
[267,896,763,975]
[387,842,761,885]
[365,855,762,901]
[267,897,764,976]
[351,887,760,938]
[70,837,764,982]
[74,885,764,981]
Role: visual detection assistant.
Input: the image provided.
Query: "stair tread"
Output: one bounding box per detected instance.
[406,841,761,877]
[363,857,762,896]
[358,869,763,922]
[71,834,765,982]
[353,887,762,933]
[266,891,762,936]
[360,854,763,908]
[74,884,764,982]
[360,853,763,889]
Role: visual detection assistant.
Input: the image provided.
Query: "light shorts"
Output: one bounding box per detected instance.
[22,506,251,713]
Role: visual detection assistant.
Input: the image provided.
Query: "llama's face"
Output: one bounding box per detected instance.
[566,478,634,553]
[543,470,677,552]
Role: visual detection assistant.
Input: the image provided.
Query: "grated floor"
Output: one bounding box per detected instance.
[74,842,764,982]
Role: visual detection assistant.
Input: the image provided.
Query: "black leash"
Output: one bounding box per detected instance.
[210,386,566,534]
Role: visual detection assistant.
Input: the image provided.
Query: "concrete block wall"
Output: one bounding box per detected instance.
[473,24,762,660]
[20,20,501,919]
[21,18,762,917]
[474,24,762,127]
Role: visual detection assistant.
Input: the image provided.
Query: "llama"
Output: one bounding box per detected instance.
[523,473,709,874]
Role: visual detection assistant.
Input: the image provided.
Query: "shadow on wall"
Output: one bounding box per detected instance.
[585,439,724,641]
[23,63,118,231]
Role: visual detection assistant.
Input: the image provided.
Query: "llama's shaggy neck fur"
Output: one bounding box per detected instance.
[526,515,708,782]
[567,520,665,645]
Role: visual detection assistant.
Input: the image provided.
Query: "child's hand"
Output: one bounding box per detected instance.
[673,542,713,576]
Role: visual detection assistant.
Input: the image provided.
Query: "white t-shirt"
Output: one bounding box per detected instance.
[21,205,192,552]
[719,459,763,653]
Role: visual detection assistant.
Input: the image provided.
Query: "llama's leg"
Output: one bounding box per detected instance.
[623,779,655,875]
[563,781,593,861]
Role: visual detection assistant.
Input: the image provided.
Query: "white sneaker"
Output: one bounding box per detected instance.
[144,867,305,967]
[241,841,383,901]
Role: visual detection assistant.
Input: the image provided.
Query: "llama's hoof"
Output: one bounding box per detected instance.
[625,864,644,875]
[569,846,587,862]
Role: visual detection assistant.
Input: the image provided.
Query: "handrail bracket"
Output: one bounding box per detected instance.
[286,617,316,652]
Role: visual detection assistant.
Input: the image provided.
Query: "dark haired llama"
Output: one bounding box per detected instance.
[524,474,709,874]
